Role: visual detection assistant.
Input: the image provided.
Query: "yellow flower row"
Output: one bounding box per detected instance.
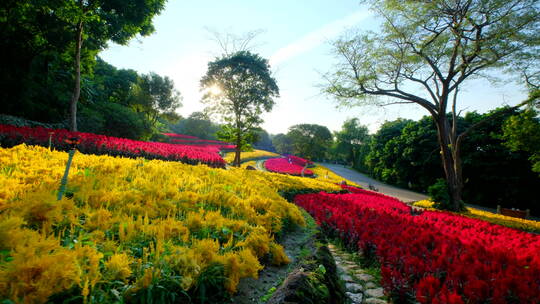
[224,149,280,164]
[0,144,341,302]
[413,200,540,233]
[309,164,359,186]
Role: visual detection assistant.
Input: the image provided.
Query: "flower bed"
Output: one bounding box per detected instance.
[0,145,342,303]
[295,189,540,303]
[0,125,226,167]
[265,157,314,176]
[282,154,313,167]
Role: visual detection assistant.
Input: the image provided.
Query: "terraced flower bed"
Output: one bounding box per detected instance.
[265,157,314,176]
[0,125,226,167]
[295,189,540,303]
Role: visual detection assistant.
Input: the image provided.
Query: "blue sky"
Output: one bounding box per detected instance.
[100,0,528,135]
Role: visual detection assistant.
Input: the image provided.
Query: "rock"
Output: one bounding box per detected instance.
[356,273,374,282]
[345,282,363,293]
[341,274,354,282]
[245,165,256,170]
[365,287,385,298]
[365,282,377,289]
[341,264,361,272]
[364,298,388,304]
[346,292,363,303]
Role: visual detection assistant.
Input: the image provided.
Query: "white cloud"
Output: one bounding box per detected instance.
[269,10,371,66]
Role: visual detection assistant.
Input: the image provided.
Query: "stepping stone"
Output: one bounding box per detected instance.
[364,298,388,304]
[345,282,364,293]
[365,282,377,289]
[365,287,385,298]
[346,292,363,303]
[356,273,374,282]
[341,274,355,282]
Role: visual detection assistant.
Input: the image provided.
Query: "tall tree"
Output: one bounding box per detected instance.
[201,51,279,167]
[131,72,182,127]
[324,0,539,211]
[56,0,166,131]
[272,133,294,154]
[334,118,370,169]
[287,124,333,161]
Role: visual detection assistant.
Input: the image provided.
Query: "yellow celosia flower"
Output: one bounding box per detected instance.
[269,242,290,265]
[104,253,132,281]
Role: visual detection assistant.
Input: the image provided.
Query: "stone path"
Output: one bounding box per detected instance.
[328,243,389,304]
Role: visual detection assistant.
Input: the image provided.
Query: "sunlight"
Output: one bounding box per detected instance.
[208,84,222,95]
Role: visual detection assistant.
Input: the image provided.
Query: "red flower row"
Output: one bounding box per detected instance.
[0,125,226,167]
[264,157,314,176]
[294,189,540,304]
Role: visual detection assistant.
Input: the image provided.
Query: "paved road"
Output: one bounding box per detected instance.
[320,163,429,203]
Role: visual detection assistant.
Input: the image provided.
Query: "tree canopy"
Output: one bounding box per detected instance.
[287,124,333,161]
[200,51,279,166]
[324,0,540,211]
[0,0,167,131]
[333,118,371,170]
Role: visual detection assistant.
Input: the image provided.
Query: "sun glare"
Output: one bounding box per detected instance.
[209,84,222,95]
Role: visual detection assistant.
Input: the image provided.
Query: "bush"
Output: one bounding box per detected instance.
[427,178,451,210]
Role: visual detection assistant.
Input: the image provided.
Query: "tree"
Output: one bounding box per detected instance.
[253,129,275,151]
[324,0,539,211]
[501,105,540,175]
[131,72,182,128]
[334,118,370,170]
[169,112,221,140]
[55,0,166,131]
[272,133,294,154]
[201,51,279,167]
[287,124,333,161]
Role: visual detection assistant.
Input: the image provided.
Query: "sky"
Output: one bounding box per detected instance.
[100,0,529,135]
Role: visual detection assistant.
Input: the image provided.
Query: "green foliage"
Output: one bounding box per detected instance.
[1,0,167,134]
[428,179,452,210]
[286,124,333,161]
[272,133,294,155]
[169,112,220,140]
[332,118,370,170]
[201,51,279,166]
[501,107,540,175]
[131,72,182,126]
[79,102,149,140]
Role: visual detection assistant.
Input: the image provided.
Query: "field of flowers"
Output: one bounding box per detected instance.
[295,189,540,304]
[0,125,226,167]
[223,149,280,164]
[265,157,314,176]
[0,144,342,303]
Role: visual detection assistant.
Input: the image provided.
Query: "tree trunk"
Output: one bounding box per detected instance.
[69,20,83,132]
[234,132,242,167]
[434,114,464,211]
